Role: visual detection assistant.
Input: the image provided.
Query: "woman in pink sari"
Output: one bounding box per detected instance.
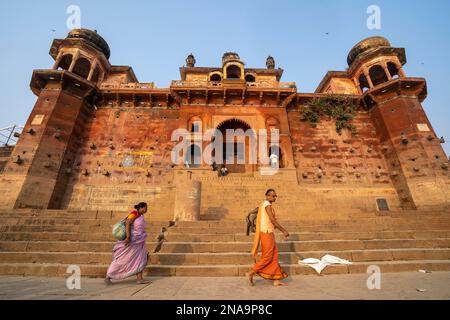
[105,202,150,285]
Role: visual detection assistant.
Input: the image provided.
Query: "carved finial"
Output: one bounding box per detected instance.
[186,53,196,67]
[266,56,275,69]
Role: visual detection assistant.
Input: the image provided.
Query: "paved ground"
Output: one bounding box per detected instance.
[0,272,449,300]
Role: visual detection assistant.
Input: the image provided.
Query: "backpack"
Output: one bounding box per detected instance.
[246,207,259,236]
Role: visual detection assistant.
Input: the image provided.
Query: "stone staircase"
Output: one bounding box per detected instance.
[0,208,450,277]
[197,173,393,220]
[198,172,322,220]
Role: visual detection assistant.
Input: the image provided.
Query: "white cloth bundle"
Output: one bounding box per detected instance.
[298,254,353,274]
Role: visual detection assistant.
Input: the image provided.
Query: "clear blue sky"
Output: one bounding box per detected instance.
[0,0,449,155]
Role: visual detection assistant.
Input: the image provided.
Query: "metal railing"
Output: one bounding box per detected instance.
[0,125,24,147]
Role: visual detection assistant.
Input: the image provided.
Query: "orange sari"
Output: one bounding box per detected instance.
[251,202,288,280]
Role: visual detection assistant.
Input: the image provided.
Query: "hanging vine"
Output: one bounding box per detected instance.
[299,95,358,135]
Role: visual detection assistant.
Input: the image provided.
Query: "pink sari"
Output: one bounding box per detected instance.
[106,215,148,280]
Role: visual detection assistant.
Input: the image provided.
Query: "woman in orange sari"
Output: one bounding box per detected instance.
[245,189,290,286]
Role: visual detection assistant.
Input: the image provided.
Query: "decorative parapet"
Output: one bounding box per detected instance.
[100,82,155,91]
[170,80,296,90]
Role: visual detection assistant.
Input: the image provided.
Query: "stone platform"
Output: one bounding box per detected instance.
[1,272,450,300]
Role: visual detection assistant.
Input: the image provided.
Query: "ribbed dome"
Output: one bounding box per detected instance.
[347,36,391,66]
[222,52,241,65]
[67,29,110,59]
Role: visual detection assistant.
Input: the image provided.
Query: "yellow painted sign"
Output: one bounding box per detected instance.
[119,151,154,169]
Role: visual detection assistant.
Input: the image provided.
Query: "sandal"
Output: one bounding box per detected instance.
[273,280,287,286]
[136,279,151,285]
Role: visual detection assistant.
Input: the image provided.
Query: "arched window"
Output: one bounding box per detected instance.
[358,73,370,93]
[210,73,222,82]
[245,74,256,82]
[387,62,400,79]
[216,119,254,168]
[72,57,91,79]
[185,144,202,168]
[369,65,389,86]
[266,117,280,134]
[57,54,73,71]
[269,145,284,168]
[226,65,241,79]
[188,116,202,133]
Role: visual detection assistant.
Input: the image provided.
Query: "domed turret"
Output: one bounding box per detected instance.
[222,52,244,80]
[222,52,242,66]
[67,29,111,59]
[50,28,111,85]
[347,36,391,66]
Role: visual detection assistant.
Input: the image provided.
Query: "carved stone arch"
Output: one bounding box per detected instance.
[209,71,223,82]
[224,63,244,79]
[57,54,73,71]
[244,73,256,82]
[358,73,370,92]
[216,118,252,132]
[369,64,389,86]
[387,61,400,79]
[188,115,203,133]
[268,144,285,168]
[265,117,280,129]
[73,56,91,79]
[215,118,255,173]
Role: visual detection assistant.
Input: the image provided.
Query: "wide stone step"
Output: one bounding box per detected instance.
[0,232,163,242]
[204,214,450,221]
[0,209,448,220]
[174,217,450,227]
[0,217,170,226]
[4,217,450,228]
[0,225,165,234]
[1,260,450,277]
[1,248,449,265]
[167,230,450,241]
[2,229,450,252]
[1,212,449,227]
[1,238,450,253]
[165,231,450,243]
[168,224,450,233]
[0,211,172,221]
[161,239,450,251]
[151,249,450,265]
[3,222,450,237]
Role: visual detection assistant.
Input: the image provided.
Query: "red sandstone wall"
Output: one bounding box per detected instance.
[288,109,391,186]
[60,106,180,219]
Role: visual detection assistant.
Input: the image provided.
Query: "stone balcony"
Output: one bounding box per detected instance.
[170,80,296,90]
[100,82,156,91]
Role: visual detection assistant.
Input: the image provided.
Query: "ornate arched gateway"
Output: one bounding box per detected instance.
[215,118,256,173]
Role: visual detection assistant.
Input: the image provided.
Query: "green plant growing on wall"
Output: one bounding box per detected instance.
[299,95,358,135]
